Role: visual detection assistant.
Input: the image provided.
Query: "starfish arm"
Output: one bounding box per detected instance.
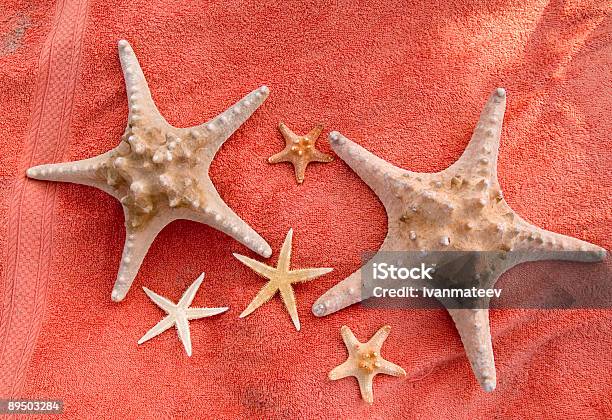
[177,272,205,308]
[142,287,176,313]
[239,281,278,319]
[367,325,391,348]
[510,217,606,263]
[447,308,497,392]
[208,200,272,257]
[175,313,193,356]
[357,373,375,404]
[328,131,410,209]
[185,307,229,320]
[340,325,360,351]
[312,268,364,317]
[277,229,294,273]
[117,40,164,123]
[177,200,271,258]
[328,360,355,380]
[278,122,298,144]
[445,88,506,182]
[137,315,175,345]
[195,86,270,157]
[305,124,324,141]
[376,359,407,377]
[287,267,333,283]
[178,192,272,258]
[293,159,307,184]
[279,284,301,330]
[26,152,117,197]
[233,253,277,278]
[312,236,397,316]
[268,149,291,164]
[310,149,334,163]
[112,217,170,302]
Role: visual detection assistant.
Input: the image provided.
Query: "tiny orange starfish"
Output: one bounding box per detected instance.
[329,325,406,404]
[268,122,334,184]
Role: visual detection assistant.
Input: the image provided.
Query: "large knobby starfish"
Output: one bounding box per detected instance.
[329,325,406,404]
[234,229,333,330]
[138,273,228,356]
[268,122,333,183]
[26,40,272,301]
[312,88,606,391]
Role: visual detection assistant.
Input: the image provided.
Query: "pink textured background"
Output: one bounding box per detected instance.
[1,0,610,418]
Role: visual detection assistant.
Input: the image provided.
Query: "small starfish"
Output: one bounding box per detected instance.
[138,273,228,356]
[233,228,333,330]
[26,40,272,301]
[313,88,607,391]
[268,122,334,183]
[329,325,406,404]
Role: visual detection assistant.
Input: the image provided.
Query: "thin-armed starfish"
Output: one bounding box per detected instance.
[329,325,406,404]
[138,273,228,356]
[312,88,606,391]
[234,229,333,330]
[26,40,272,301]
[268,122,333,183]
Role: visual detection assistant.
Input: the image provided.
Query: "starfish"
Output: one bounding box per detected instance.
[329,325,406,404]
[138,273,228,356]
[312,88,607,392]
[233,228,333,330]
[26,40,272,301]
[268,122,334,183]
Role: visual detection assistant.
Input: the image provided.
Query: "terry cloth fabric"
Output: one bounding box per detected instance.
[0,0,610,418]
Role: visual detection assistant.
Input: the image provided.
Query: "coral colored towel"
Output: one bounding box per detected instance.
[1,0,610,418]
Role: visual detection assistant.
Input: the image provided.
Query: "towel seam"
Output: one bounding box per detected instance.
[0,0,89,397]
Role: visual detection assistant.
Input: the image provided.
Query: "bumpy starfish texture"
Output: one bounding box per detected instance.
[313,88,607,392]
[234,228,333,330]
[268,122,333,183]
[26,40,272,301]
[138,273,228,356]
[329,325,406,404]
